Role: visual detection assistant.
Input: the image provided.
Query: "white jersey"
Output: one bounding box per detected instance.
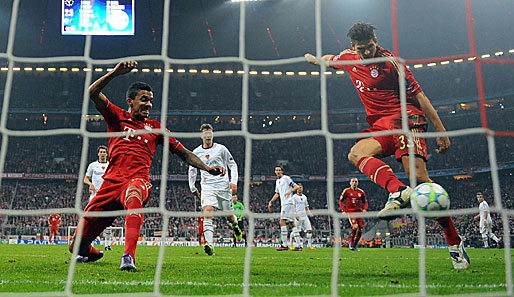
[275,175,296,207]
[85,160,108,201]
[188,143,238,192]
[479,200,492,227]
[292,193,309,218]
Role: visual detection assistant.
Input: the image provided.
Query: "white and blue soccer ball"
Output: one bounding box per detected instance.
[410,182,450,217]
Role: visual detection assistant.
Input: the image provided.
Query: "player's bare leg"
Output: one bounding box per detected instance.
[202,205,215,256]
[402,156,469,269]
[348,138,412,220]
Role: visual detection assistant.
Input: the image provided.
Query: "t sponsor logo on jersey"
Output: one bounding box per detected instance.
[352,67,357,72]
[370,66,379,78]
[144,125,152,131]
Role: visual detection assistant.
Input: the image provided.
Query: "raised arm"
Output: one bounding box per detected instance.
[176,147,226,176]
[413,92,450,154]
[88,61,138,109]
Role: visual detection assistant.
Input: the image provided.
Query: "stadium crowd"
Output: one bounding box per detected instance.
[1,62,513,247]
[1,170,512,248]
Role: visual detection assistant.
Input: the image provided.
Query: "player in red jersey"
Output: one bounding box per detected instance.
[69,60,225,271]
[305,22,469,269]
[48,213,61,244]
[197,216,205,245]
[339,178,367,251]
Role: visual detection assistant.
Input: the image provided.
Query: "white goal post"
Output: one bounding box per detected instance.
[67,226,124,245]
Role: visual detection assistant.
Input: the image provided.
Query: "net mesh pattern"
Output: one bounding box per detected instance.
[0,0,513,296]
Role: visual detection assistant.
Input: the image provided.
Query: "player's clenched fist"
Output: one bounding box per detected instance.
[435,136,450,154]
[304,53,319,65]
[113,60,138,76]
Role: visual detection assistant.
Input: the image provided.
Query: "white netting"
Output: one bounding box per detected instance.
[0,0,513,296]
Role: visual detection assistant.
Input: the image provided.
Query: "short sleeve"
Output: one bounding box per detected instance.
[155,124,184,154]
[96,99,125,127]
[330,49,354,71]
[85,163,93,178]
[404,66,423,97]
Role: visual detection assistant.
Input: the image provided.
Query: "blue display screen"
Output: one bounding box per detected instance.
[62,0,134,36]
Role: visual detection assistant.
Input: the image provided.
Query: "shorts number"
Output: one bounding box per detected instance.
[399,135,414,150]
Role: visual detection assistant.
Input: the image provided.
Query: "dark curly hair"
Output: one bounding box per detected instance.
[126,82,153,99]
[346,22,377,42]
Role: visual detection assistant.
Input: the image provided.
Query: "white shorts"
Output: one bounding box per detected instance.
[480,225,493,235]
[280,204,295,222]
[294,216,312,232]
[201,189,233,211]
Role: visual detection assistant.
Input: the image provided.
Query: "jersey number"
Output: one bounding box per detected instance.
[355,80,365,93]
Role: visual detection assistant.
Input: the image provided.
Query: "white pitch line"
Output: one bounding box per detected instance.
[0,279,508,289]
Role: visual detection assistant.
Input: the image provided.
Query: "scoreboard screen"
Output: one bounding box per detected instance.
[62,0,134,36]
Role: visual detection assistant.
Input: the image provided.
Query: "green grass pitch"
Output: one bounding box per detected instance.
[0,245,511,296]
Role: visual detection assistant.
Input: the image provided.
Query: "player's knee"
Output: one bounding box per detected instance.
[125,186,144,209]
[347,148,361,165]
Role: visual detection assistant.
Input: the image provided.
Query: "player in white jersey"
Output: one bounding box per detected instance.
[188,123,242,256]
[83,145,112,251]
[290,184,315,250]
[473,192,501,249]
[268,165,302,251]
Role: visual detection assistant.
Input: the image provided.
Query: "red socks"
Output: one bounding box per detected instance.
[353,230,361,246]
[357,157,406,193]
[436,217,461,246]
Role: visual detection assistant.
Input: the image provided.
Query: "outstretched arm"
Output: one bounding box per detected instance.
[88,61,138,109]
[413,92,450,154]
[305,53,336,66]
[176,147,226,176]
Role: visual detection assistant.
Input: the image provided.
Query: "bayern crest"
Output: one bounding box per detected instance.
[370,68,379,78]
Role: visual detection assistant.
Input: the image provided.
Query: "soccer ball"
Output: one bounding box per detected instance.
[410,182,450,218]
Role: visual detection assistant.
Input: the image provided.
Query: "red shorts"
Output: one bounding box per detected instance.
[360,114,428,162]
[85,178,152,213]
[80,178,152,238]
[50,227,59,234]
[348,217,365,228]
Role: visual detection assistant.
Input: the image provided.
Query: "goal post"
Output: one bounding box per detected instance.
[66,226,124,245]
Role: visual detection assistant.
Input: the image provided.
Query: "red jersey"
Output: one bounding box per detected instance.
[339,187,368,213]
[330,46,424,125]
[48,214,61,227]
[98,99,184,182]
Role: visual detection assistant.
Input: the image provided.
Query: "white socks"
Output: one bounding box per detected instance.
[280,226,288,247]
[306,232,312,248]
[204,219,214,245]
[104,227,112,245]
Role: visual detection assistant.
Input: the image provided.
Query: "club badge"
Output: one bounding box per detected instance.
[370,66,379,78]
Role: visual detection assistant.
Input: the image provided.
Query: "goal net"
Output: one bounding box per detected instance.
[0,0,513,296]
